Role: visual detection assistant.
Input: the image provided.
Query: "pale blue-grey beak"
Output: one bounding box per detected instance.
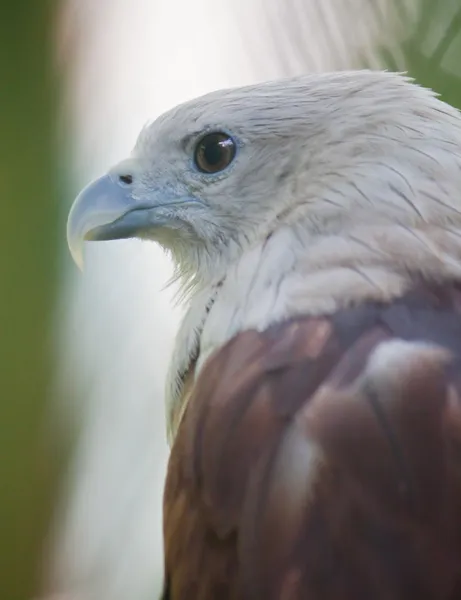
[67,173,166,270]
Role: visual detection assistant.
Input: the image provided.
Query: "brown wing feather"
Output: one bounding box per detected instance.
[163,282,461,600]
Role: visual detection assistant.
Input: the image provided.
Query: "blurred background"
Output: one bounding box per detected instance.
[2,0,461,599]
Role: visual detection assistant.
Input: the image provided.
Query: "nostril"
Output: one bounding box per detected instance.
[119,174,133,185]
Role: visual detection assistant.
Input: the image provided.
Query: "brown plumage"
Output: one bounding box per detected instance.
[163,282,461,599]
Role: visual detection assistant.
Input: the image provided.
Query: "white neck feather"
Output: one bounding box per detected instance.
[166,214,461,441]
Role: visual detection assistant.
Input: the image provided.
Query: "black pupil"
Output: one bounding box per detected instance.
[195,133,235,173]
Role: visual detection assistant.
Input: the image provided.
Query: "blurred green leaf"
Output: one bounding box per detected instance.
[368,0,461,109]
[0,2,62,599]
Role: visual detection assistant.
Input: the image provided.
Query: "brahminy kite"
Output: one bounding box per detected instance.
[67,71,461,599]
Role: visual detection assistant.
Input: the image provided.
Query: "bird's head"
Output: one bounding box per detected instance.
[67,71,461,289]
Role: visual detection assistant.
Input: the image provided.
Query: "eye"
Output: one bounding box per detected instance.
[194,132,236,174]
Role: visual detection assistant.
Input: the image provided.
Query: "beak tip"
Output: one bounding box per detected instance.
[66,204,82,271]
[67,227,85,272]
[72,249,85,272]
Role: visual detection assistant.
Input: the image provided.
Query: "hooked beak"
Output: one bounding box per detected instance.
[67,172,190,269]
[67,174,137,269]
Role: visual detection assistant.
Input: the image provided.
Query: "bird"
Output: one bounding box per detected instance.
[67,70,461,599]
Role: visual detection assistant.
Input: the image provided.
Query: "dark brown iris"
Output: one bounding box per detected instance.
[194,132,236,174]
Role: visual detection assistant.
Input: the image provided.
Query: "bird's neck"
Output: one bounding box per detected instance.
[165,220,461,442]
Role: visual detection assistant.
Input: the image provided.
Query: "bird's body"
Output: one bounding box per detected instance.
[163,283,461,599]
[67,71,461,599]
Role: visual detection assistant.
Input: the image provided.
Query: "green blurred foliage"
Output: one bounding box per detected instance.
[0,1,61,599]
[367,0,461,109]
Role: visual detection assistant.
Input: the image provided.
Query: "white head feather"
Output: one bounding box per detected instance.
[129,71,461,291]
